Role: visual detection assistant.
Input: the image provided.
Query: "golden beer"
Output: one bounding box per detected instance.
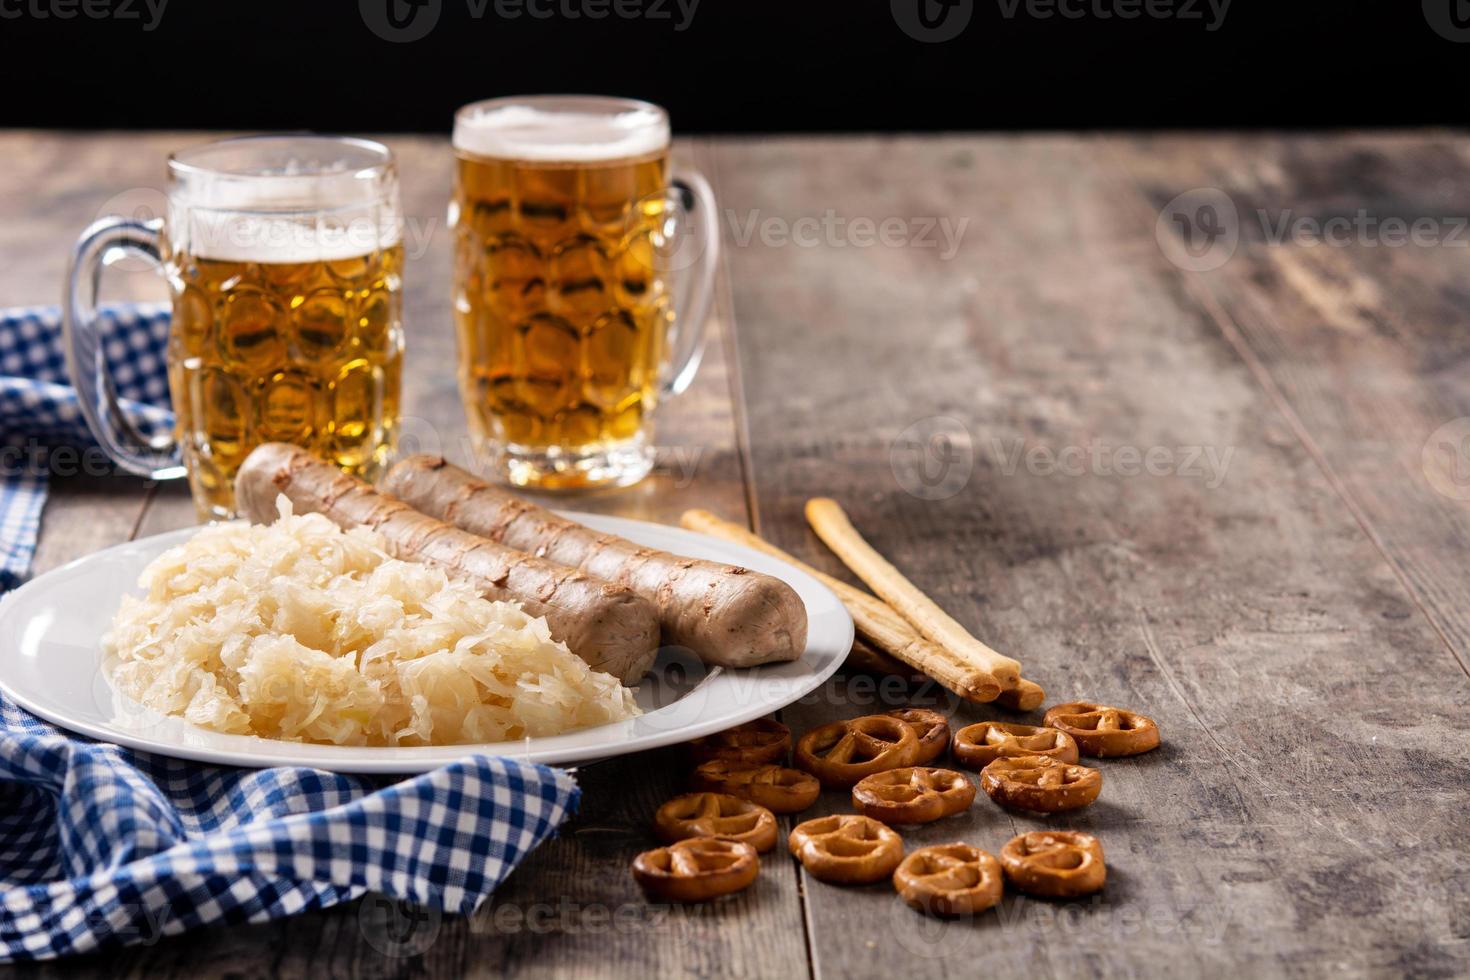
[63,135,405,518]
[451,96,717,490]
[165,245,404,517]
[453,151,668,472]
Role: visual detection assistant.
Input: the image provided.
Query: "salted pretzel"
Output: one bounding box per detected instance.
[654,793,778,853]
[688,718,792,765]
[788,814,904,884]
[851,767,975,825]
[884,708,950,764]
[979,755,1102,813]
[893,844,1003,917]
[689,761,820,814]
[1000,831,1106,898]
[794,715,920,788]
[632,837,759,902]
[1042,701,1159,757]
[951,721,1079,770]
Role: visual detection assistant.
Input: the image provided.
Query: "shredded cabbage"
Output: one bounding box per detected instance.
[102,498,640,746]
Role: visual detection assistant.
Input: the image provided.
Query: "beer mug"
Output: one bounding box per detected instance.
[63,135,404,519]
[451,95,720,489]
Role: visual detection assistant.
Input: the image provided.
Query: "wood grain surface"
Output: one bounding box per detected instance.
[1,130,1467,979]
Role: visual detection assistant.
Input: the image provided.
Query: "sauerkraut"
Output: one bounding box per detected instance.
[102,500,640,746]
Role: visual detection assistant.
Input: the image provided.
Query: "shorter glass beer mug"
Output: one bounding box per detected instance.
[64,135,404,519]
[451,95,720,490]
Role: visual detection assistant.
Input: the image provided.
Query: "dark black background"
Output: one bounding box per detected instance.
[0,0,1463,133]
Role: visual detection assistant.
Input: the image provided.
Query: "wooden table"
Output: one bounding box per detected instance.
[3,130,1468,979]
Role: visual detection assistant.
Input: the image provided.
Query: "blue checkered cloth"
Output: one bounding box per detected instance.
[0,304,584,959]
[0,689,581,960]
[0,303,175,591]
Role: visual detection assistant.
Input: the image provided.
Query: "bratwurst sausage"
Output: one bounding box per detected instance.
[384,455,808,668]
[234,443,660,684]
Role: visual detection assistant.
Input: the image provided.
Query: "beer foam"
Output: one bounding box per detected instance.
[168,137,402,262]
[454,102,670,163]
[170,210,402,263]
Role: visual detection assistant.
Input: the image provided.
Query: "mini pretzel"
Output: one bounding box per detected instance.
[688,718,792,765]
[951,721,1079,769]
[979,755,1102,813]
[690,761,820,814]
[795,715,920,788]
[632,837,759,902]
[788,814,904,884]
[884,708,950,764]
[893,844,1003,917]
[852,767,975,825]
[1000,831,1106,898]
[1043,701,1159,757]
[654,793,778,853]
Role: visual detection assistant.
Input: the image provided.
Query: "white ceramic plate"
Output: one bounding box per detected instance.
[0,512,851,773]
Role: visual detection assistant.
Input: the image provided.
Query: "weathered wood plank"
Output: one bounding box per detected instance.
[710,133,1470,979]
[1117,132,1470,682]
[10,129,1470,979]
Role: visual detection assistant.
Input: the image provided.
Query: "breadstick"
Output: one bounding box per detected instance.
[679,509,1000,702]
[844,637,925,682]
[994,678,1046,712]
[804,498,1023,688]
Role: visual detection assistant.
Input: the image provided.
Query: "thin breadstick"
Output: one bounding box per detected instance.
[679,509,1000,702]
[994,678,1046,712]
[804,498,1023,688]
[682,508,1046,709]
[844,637,925,682]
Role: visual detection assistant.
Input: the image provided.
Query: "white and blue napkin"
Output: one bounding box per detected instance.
[0,303,173,590]
[0,304,584,960]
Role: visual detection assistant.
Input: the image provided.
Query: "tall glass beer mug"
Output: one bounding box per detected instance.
[451,96,719,489]
[63,136,404,519]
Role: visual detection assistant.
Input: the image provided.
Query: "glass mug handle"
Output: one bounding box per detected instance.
[661,167,721,397]
[62,216,185,480]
